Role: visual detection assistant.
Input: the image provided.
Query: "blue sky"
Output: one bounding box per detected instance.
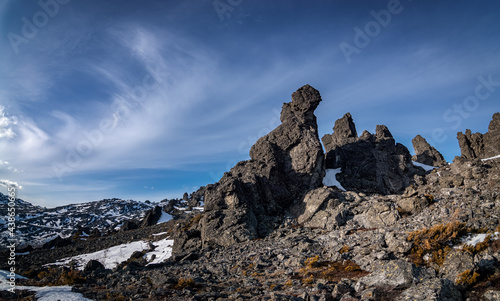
[0,0,499,207]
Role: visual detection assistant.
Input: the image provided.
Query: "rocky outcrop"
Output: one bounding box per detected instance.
[399,279,462,301]
[457,112,500,159]
[322,113,424,195]
[412,135,447,167]
[9,139,500,301]
[84,260,105,272]
[291,187,353,230]
[440,249,476,290]
[356,259,433,290]
[120,220,138,231]
[42,235,72,249]
[322,112,358,151]
[140,206,163,227]
[10,82,500,300]
[194,85,325,248]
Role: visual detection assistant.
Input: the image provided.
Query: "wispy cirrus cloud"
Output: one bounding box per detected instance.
[1,1,499,207]
[0,106,17,139]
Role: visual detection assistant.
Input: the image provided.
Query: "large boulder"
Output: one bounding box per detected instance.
[290,187,352,230]
[197,85,325,247]
[84,260,105,272]
[398,279,462,301]
[353,199,400,228]
[322,113,424,195]
[440,249,476,290]
[356,259,433,290]
[412,135,447,167]
[457,112,500,159]
[291,187,339,224]
[140,206,163,227]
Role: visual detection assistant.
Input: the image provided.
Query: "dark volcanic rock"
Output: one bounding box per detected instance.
[322,112,357,152]
[356,259,431,290]
[84,259,105,272]
[195,85,325,248]
[412,135,447,167]
[141,206,163,227]
[322,113,424,195]
[457,112,500,159]
[121,220,138,232]
[42,235,71,249]
[399,279,462,301]
[89,228,101,238]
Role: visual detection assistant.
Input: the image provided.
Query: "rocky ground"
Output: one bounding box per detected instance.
[2,86,499,300]
[7,157,500,300]
[73,158,499,301]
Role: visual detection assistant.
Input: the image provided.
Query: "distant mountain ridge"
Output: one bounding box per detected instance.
[0,193,153,247]
[0,192,203,248]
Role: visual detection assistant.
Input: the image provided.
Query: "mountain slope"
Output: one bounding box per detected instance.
[0,193,203,248]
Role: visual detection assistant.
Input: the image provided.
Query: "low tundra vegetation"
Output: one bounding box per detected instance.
[407,222,468,266]
[294,255,368,284]
[36,267,86,286]
[406,221,492,266]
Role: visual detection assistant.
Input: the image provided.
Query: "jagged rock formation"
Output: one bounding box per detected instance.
[140,206,163,227]
[194,85,325,248]
[412,135,447,167]
[322,113,424,195]
[457,112,500,159]
[4,84,500,300]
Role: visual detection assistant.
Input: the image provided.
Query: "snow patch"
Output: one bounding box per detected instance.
[156,211,173,224]
[482,154,500,161]
[49,237,175,269]
[31,286,93,301]
[145,238,174,265]
[51,240,150,270]
[0,270,91,301]
[412,161,436,172]
[322,168,346,191]
[152,231,169,236]
[461,232,499,247]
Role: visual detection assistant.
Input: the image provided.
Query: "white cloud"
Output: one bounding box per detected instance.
[0,179,22,189]
[17,118,51,157]
[51,111,80,141]
[0,106,17,139]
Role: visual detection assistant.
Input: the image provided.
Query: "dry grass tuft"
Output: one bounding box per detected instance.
[304,255,320,268]
[456,269,480,286]
[174,278,196,289]
[423,194,435,203]
[407,222,469,266]
[339,245,351,254]
[36,267,86,286]
[295,256,368,284]
[183,214,203,231]
[105,292,127,301]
